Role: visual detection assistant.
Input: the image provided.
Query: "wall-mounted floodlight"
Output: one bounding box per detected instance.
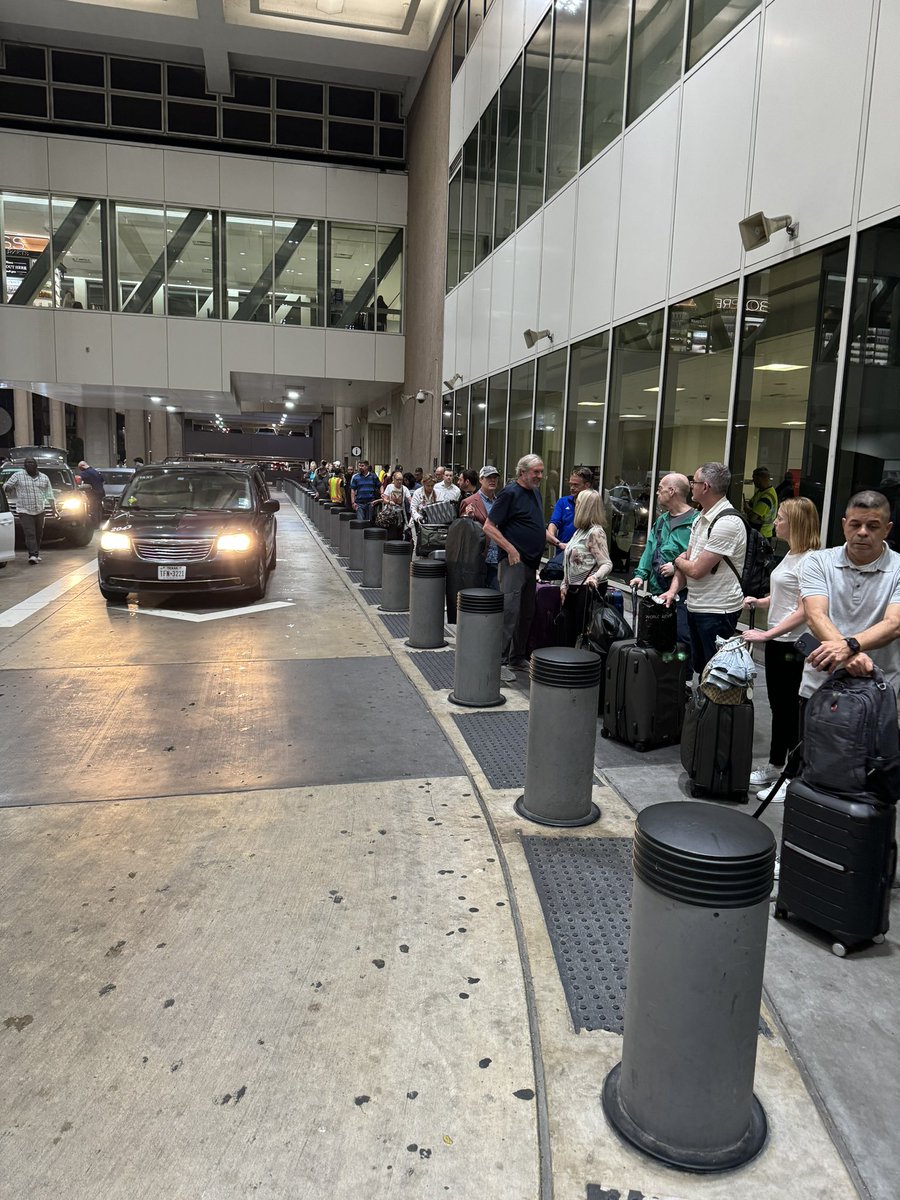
[738,211,798,252]
[523,328,553,349]
[443,372,463,389]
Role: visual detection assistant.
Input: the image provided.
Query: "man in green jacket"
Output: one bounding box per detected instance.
[630,472,697,663]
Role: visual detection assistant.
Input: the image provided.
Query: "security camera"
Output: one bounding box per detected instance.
[416,389,433,404]
[738,211,798,252]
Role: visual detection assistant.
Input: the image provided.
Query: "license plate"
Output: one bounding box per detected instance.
[157,566,187,581]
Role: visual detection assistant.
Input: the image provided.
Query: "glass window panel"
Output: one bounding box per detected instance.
[507,362,535,477]
[476,96,497,266]
[273,217,323,327]
[688,0,759,68]
[376,225,403,333]
[168,101,217,137]
[453,1,468,79]
[566,331,609,474]
[2,192,52,307]
[165,207,219,318]
[0,81,48,119]
[470,2,484,44]
[233,74,271,108]
[628,0,687,124]
[224,213,273,322]
[533,347,568,521]
[110,58,160,95]
[276,79,324,113]
[486,370,508,473]
[495,59,522,246]
[52,88,106,124]
[1,45,47,80]
[330,86,375,121]
[833,217,900,548]
[167,64,214,101]
[115,202,166,314]
[111,94,163,131]
[223,107,271,143]
[380,93,402,124]
[328,222,376,328]
[328,121,375,155]
[453,386,470,469]
[605,311,664,572]
[276,114,324,149]
[658,282,738,478]
[518,13,552,226]
[546,0,586,201]
[52,196,107,311]
[470,379,487,464]
[442,393,455,466]
[581,0,629,165]
[730,242,849,524]
[460,129,478,282]
[447,170,462,292]
[52,50,104,88]
[379,127,404,159]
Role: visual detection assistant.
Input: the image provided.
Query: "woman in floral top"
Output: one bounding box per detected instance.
[559,488,613,646]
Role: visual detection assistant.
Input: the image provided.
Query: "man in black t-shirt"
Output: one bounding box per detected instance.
[484,454,546,682]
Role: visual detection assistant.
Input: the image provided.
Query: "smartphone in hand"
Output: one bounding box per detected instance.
[794,631,822,658]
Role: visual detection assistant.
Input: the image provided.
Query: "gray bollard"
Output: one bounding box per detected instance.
[406,559,448,648]
[348,519,368,570]
[449,588,506,708]
[602,803,774,1173]
[338,511,355,558]
[316,498,329,531]
[379,541,413,612]
[363,527,388,587]
[328,503,343,547]
[514,647,602,827]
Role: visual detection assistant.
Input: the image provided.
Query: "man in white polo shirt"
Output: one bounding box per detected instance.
[661,461,747,672]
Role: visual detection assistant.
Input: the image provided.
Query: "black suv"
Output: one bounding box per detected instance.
[97,461,279,603]
[0,448,95,547]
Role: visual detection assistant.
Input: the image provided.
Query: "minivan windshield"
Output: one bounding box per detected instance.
[1,467,74,490]
[121,470,253,512]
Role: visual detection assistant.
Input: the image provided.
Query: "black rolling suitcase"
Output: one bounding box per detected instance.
[680,692,754,801]
[601,639,689,751]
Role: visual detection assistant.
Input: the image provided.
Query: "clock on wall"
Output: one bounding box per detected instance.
[351,445,362,457]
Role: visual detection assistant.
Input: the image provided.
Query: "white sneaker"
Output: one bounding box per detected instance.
[750,763,780,788]
[28,555,37,564]
[500,666,516,684]
[34,555,42,562]
[757,780,788,804]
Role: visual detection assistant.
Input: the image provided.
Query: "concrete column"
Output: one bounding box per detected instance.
[149,411,168,463]
[80,407,115,465]
[124,409,148,464]
[321,410,335,462]
[166,412,184,458]
[13,389,33,446]
[49,399,66,451]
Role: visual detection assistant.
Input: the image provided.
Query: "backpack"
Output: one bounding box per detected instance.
[707,508,773,598]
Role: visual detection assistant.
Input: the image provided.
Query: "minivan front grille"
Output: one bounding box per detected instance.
[133,538,214,562]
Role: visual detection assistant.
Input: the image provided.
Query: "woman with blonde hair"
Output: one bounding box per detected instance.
[559,488,613,646]
[743,496,821,802]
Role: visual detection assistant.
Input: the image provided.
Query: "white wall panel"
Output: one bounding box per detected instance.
[273,162,327,216]
[375,334,405,381]
[49,139,107,197]
[443,288,459,381]
[463,33,484,142]
[274,326,325,377]
[488,237,515,372]
[454,273,474,381]
[539,184,576,341]
[469,259,493,380]
[860,0,900,221]
[480,3,503,115]
[167,318,223,390]
[571,145,621,337]
[0,308,55,381]
[499,0,526,80]
[326,167,378,221]
[111,315,168,388]
[220,156,274,213]
[511,213,543,361]
[164,150,220,208]
[524,0,550,41]
[107,145,164,201]
[0,133,48,192]
[55,311,113,385]
[614,95,679,320]
[377,173,408,225]
[670,18,759,298]
[325,329,375,379]
[449,63,466,162]
[221,322,274,381]
[748,0,873,265]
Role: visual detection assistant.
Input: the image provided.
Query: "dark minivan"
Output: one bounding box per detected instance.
[97,461,278,603]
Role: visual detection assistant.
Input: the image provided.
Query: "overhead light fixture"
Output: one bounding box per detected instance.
[586,419,598,426]
[523,328,553,349]
[286,389,302,400]
[738,211,798,251]
[166,406,177,412]
[578,401,604,407]
[782,420,806,426]
[644,386,685,393]
[443,373,463,389]
[754,363,805,372]
[148,395,163,404]
[285,401,295,409]
[703,418,728,423]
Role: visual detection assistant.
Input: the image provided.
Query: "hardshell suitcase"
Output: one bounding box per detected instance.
[601,639,689,751]
[775,778,897,955]
[680,692,753,801]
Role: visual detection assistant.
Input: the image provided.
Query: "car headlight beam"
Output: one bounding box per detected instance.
[217,532,253,552]
[100,531,131,551]
[59,496,85,512]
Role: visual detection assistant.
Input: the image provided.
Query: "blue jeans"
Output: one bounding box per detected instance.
[687,609,741,675]
[356,502,373,523]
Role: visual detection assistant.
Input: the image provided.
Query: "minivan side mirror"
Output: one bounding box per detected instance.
[262,499,280,513]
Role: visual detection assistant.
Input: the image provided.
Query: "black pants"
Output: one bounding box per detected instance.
[764,640,804,766]
[18,512,45,558]
[559,584,590,648]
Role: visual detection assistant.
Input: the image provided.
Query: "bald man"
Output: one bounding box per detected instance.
[630,472,697,664]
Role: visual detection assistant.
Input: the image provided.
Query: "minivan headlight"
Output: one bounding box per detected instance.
[59,496,85,512]
[100,531,131,551]
[217,532,253,552]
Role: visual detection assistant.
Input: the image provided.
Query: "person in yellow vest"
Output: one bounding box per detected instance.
[744,467,779,541]
[328,464,344,504]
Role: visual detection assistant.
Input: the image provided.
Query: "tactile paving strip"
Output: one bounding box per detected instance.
[451,710,529,788]
[346,569,364,584]
[379,612,410,639]
[522,836,632,1034]
[359,587,381,606]
[409,649,456,690]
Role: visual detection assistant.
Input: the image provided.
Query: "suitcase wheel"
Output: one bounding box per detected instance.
[873,933,886,945]
[600,727,610,739]
[634,742,647,753]
[831,942,848,958]
[773,904,788,920]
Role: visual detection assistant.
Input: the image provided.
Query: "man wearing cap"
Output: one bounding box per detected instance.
[461,465,501,589]
[3,457,54,563]
[78,460,105,525]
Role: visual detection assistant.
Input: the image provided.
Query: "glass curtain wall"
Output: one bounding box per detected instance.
[2,192,52,306]
[581,0,630,167]
[833,217,900,548]
[115,202,165,313]
[730,241,850,520]
[53,196,108,310]
[657,281,738,478]
[518,13,552,227]
[452,1,467,79]
[546,1,587,201]
[507,362,535,478]
[486,370,508,472]
[566,331,609,475]
[164,206,218,317]
[328,222,376,328]
[273,217,322,326]
[469,379,487,465]
[447,169,462,290]
[460,130,478,281]
[495,59,522,246]
[375,225,404,332]
[453,385,470,469]
[533,348,568,520]
[224,213,273,322]
[441,393,454,465]
[628,0,687,124]
[476,96,498,267]
[688,0,760,68]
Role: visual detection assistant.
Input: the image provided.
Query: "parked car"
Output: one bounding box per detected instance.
[0,449,95,547]
[0,487,15,567]
[97,461,279,604]
[95,467,135,517]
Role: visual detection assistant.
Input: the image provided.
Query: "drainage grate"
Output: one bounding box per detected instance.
[451,710,529,788]
[347,569,364,584]
[409,649,456,690]
[359,588,381,606]
[379,612,410,639]
[523,836,633,1034]
[336,556,350,566]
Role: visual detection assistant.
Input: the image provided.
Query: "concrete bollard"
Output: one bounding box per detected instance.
[514,647,602,827]
[316,498,329,531]
[328,503,343,547]
[363,527,388,587]
[338,511,355,558]
[379,541,413,612]
[449,588,505,708]
[348,519,368,570]
[602,802,774,1173]
[407,559,448,648]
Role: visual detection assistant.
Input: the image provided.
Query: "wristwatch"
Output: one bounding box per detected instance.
[845,636,861,655]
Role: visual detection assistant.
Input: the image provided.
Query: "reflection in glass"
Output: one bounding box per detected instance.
[453,385,470,469]
[533,348,568,520]
[476,96,498,266]
[605,311,664,572]
[460,129,478,281]
[2,192,52,306]
[115,202,165,314]
[518,12,552,226]
[376,225,404,333]
[470,379,487,464]
[565,331,609,475]
[495,59,522,246]
[452,0,468,79]
[328,221,376,328]
[165,206,218,317]
[730,242,849,522]
[658,282,738,478]
[546,0,587,201]
[447,170,461,291]
[52,196,108,310]
[486,370,508,473]
[688,0,759,69]
[628,0,687,124]
[833,217,900,547]
[442,393,454,466]
[582,0,629,166]
[273,217,322,326]
[224,212,273,322]
[507,362,535,478]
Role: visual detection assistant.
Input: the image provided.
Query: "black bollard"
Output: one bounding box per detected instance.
[449,588,506,707]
